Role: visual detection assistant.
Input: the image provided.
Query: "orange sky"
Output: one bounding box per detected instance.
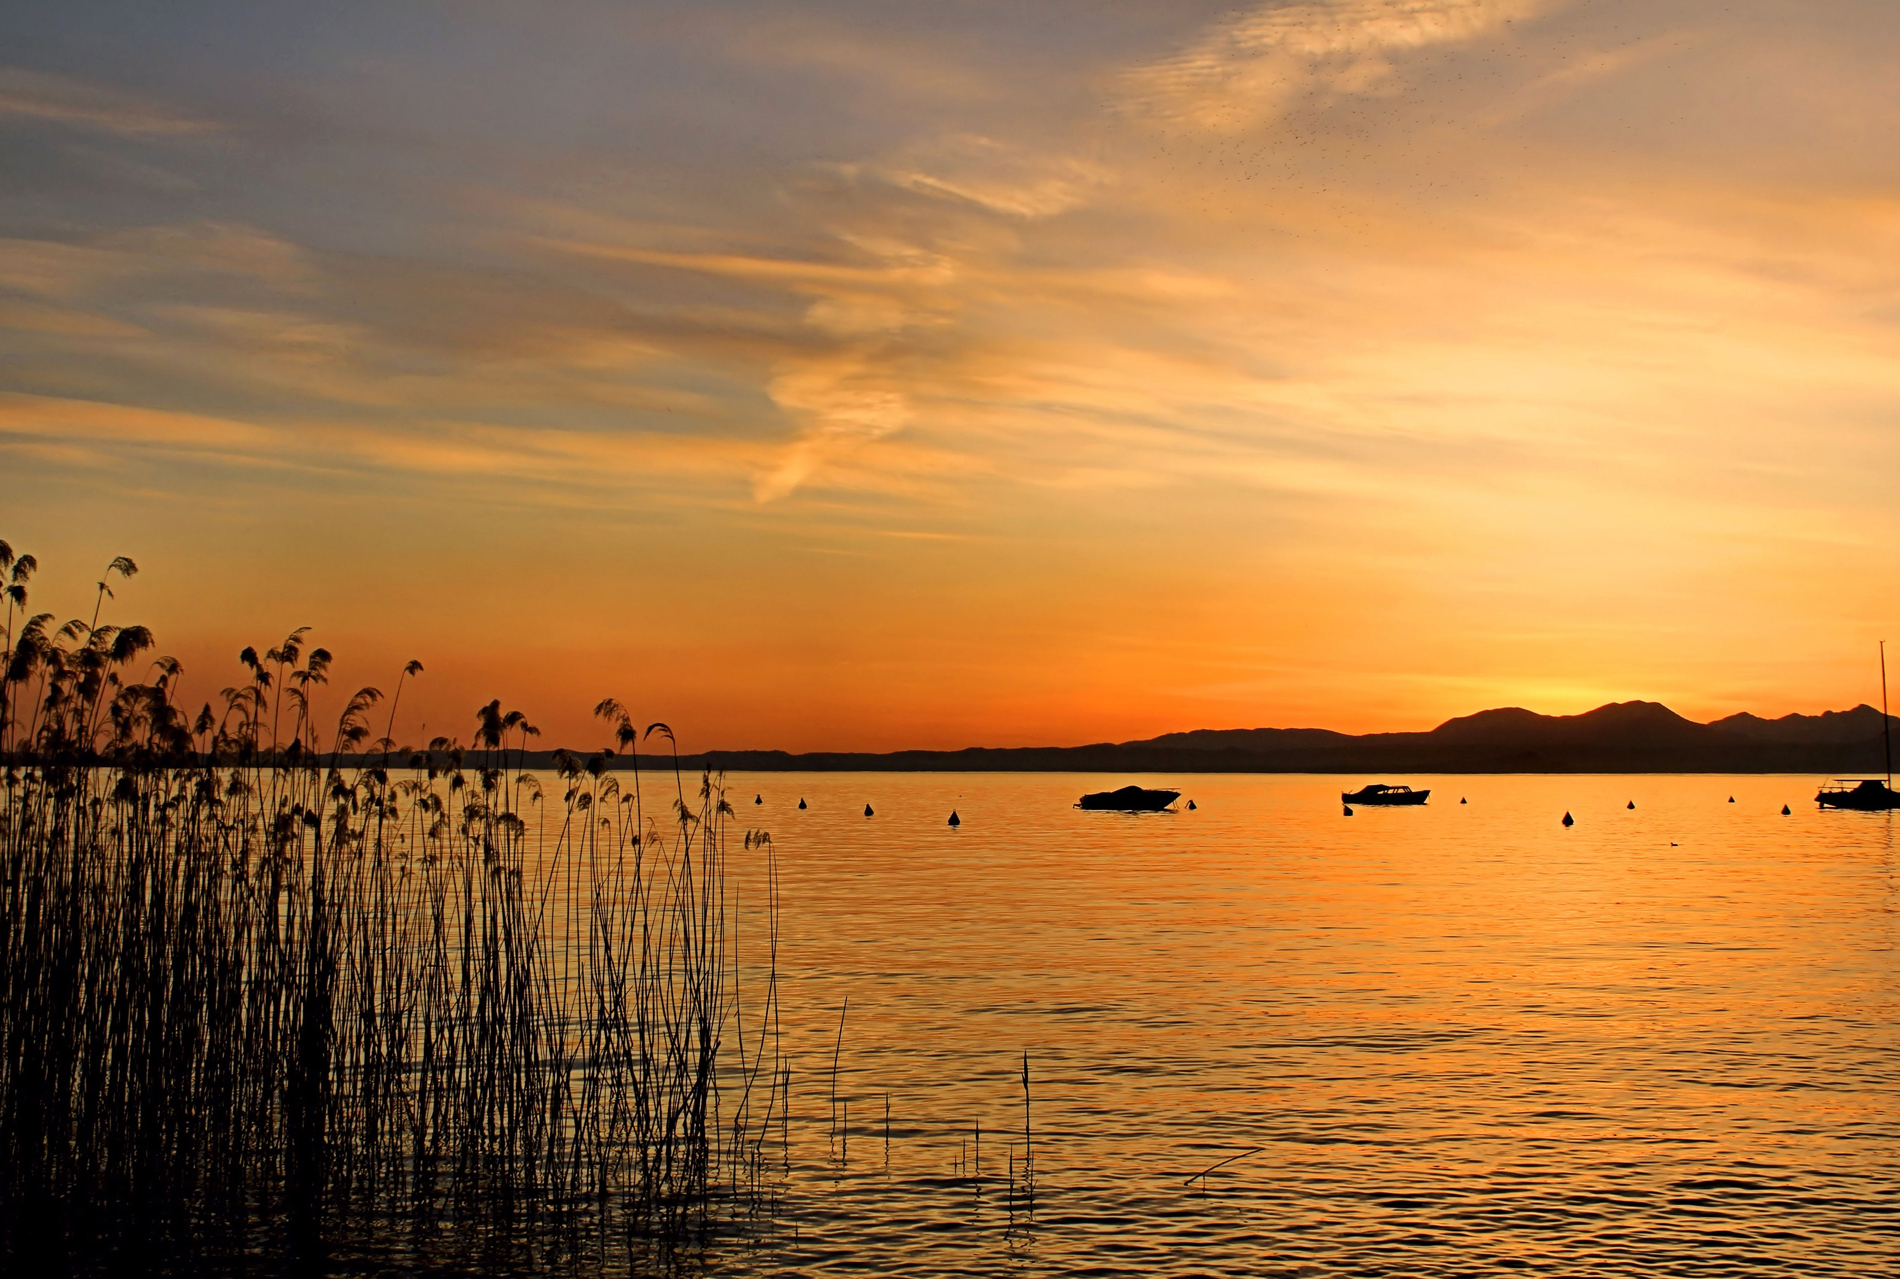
[3,1,1898,752]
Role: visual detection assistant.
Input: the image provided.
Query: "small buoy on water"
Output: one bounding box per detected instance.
[1343,805,1354,816]
[1781,804,1791,815]
[1187,800,1197,810]
[1562,811,1574,827]
[1728,796,1735,803]
[1460,797,1467,804]
[1627,801,1635,810]
[798,798,807,809]
[754,794,763,805]
[864,803,874,817]
[948,810,960,828]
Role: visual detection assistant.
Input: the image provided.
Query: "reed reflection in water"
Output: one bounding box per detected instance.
[721,771,1895,1278]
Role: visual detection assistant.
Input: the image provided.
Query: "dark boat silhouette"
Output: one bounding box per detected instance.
[1341,783,1429,806]
[1818,642,1897,811]
[1815,778,1900,811]
[1076,785,1179,812]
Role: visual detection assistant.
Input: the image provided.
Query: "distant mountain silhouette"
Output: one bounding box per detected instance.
[1133,726,1354,752]
[1706,704,1894,744]
[367,701,1898,775]
[1421,700,1710,748]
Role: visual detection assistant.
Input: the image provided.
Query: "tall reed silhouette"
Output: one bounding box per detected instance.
[0,546,785,1273]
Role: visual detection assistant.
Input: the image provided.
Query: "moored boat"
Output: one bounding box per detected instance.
[1076,785,1180,812]
[1818,642,1896,811]
[1341,783,1429,806]
[1815,778,1900,811]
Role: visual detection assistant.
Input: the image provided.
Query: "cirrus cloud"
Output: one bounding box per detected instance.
[1126,0,1556,129]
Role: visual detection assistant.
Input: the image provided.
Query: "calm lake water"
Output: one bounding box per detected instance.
[699,772,1895,1278]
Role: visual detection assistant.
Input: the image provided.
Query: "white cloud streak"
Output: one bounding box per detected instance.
[1127,0,1554,128]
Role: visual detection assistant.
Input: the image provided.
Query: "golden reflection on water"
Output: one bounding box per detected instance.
[701,773,1894,1276]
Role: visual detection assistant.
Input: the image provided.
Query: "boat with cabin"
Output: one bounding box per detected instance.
[1076,785,1180,812]
[1815,778,1900,811]
[1341,783,1430,806]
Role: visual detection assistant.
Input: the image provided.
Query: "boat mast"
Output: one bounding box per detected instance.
[1883,639,1892,790]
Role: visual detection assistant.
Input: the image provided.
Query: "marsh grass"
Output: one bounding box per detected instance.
[0,546,785,1273]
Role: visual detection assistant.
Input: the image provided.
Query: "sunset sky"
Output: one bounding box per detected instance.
[3,0,1898,752]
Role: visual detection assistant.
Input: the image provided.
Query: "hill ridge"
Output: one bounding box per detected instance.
[378,701,1898,775]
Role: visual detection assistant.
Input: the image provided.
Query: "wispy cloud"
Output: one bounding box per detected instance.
[721,15,993,103]
[545,232,959,500]
[871,135,1112,220]
[1476,27,1707,127]
[0,393,273,453]
[1125,0,1554,128]
[0,391,760,497]
[0,67,217,135]
[0,224,313,301]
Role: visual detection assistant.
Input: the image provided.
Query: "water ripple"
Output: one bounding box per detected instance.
[696,772,1898,1277]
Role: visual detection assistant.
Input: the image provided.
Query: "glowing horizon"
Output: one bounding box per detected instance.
[3,1,1897,753]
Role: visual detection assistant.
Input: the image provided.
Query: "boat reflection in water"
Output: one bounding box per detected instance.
[1341,783,1430,806]
[1076,785,1180,811]
[1814,779,1900,811]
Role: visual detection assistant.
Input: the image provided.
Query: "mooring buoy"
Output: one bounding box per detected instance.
[1187,800,1197,810]
[798,798,807,809]
[1728,796,1735,803]
[1343,805,1354,816]
[1460,797,1467,804]
[948,810,960,827]
[1562,811,1574,827]
[864,803,874,817]
[1627,801,1635,810]
[1781,804,1791,815]
[754,794,763,805]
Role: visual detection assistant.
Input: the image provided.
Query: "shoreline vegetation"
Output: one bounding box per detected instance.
[0,544,787,1273]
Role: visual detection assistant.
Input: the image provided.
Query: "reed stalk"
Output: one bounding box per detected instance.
[0,548,783,1272]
